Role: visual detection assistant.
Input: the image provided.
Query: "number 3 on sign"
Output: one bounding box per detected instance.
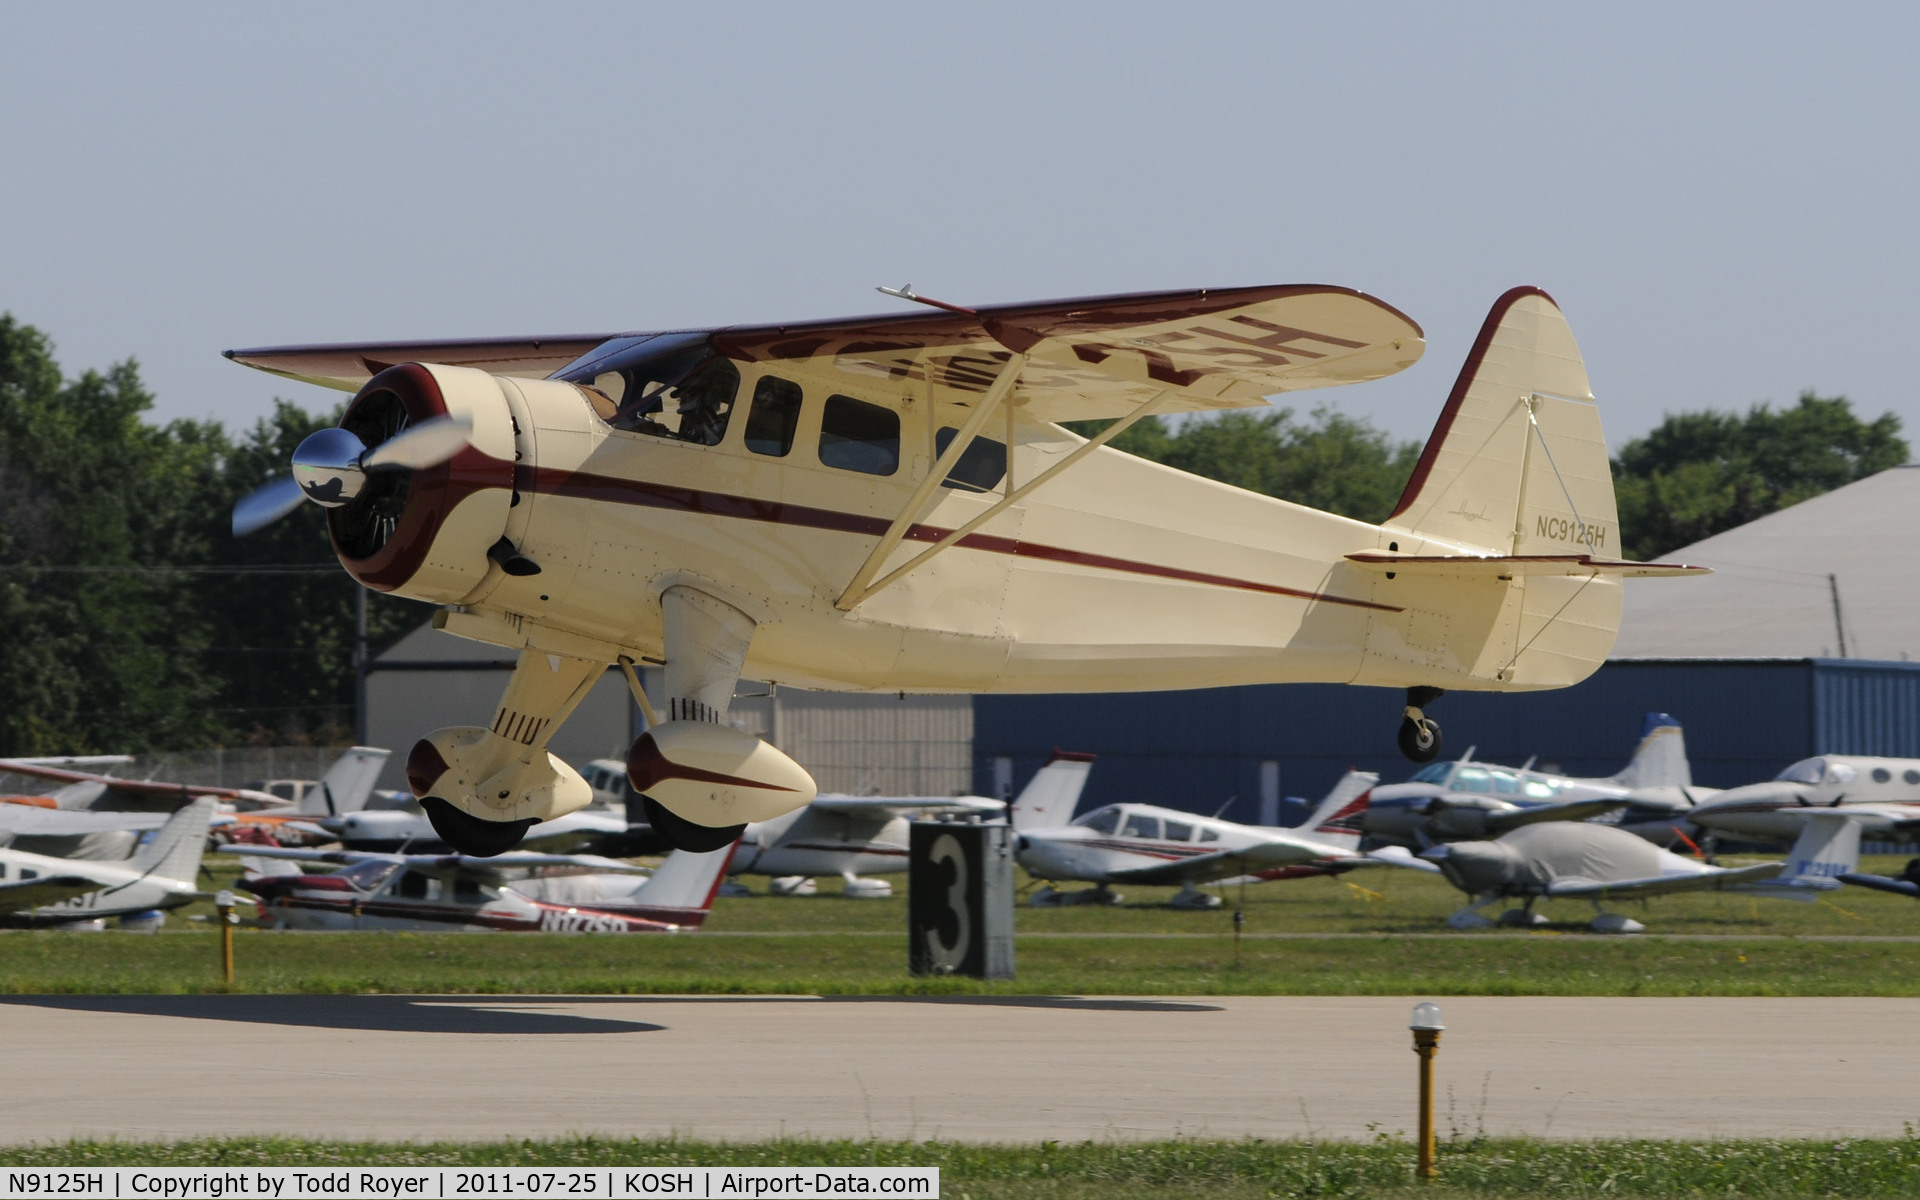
[928,833,971,970]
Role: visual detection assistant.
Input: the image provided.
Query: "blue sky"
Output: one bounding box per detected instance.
[4,4,1915,448]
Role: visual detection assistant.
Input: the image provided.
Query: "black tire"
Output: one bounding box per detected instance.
[1397,715,1442,763]
[420,797,536,858]
[640,794,746,853]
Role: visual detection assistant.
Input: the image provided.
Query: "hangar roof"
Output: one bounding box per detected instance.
[1613,465,1920,661]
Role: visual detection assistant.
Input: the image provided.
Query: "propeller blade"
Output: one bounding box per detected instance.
[231,475,308,537]
[363,414,473,471]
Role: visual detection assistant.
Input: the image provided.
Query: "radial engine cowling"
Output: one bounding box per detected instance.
[329,363,516,602]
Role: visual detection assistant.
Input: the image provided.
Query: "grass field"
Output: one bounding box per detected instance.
[3,856,1918,996]
[5,1136,1919,1198]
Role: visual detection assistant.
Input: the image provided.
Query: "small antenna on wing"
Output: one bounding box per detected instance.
[875,283,978,316]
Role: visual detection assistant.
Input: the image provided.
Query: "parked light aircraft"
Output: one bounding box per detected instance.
[314,803,643,856]
[0,798,215,927]
[225,840,733,932]
[1392,811,1860,932]
[1685,756,1920,845]
[1360,713,1705,847]
[227,285,1703,856]
[726,752,1088,896]
[1015,769,1391,909]
[0,748,390,847]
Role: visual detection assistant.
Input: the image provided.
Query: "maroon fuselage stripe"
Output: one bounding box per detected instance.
[526,466,1399,613]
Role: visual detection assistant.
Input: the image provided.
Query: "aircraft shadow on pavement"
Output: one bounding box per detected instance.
[0,995,664,1035]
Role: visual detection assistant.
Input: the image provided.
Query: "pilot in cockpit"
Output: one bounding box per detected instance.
[590,358,736,446]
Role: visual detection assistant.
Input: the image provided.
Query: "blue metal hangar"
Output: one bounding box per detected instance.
[974,466,1920,821]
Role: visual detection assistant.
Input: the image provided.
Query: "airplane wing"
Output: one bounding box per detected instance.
[214,845,651,874]
[0,808,170,836]
[1840,872,1920,899]
[1105,838,1349,886]
[809,795,1006,818]
[0,760,282,811]
[0,875,103,911]
[1546,862,1784,900]
[1481,798,1631,836]
[223,334,618,392]
[226,285,1424,422]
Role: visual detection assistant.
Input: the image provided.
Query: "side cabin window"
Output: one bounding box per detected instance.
[1451,767,1491,794]
[1197,826,1220,843]
[1121,813,1162,840]
[1163,820,1194,842]
[819,395,899,476]
[745,376,804,457]
[393,870,439,900]
[935,427,1007,492]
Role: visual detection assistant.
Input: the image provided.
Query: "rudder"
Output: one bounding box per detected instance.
[1008,751,1095,832]
[131,797,215,884]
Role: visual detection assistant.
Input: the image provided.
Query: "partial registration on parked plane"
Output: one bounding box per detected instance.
[227,284,1704,859]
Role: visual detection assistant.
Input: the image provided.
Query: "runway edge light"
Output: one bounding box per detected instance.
[1410,1001,1444,1183]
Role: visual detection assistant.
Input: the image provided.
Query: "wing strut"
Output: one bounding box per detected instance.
[837,385,1178,610]
[834,353,1027,610]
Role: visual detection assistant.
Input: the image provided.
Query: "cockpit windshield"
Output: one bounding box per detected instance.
[1409,764,1451,784]
[1074,806,1121,835]
[1776,757,1828,784]
[335,859,398,892]
[554,332,740,445]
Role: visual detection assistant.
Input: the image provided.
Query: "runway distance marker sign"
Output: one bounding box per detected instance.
[0,1170,938,1200]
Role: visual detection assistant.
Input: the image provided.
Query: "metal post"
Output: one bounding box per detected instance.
[1410,1002,1444,1182]
[353,584,370,744]
[215,889,237,986]
[1828,573,1848,658]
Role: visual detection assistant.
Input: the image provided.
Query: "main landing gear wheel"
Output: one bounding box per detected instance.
[420,797,536,858]
[640,794,746,853]
[1398,686,1444,763]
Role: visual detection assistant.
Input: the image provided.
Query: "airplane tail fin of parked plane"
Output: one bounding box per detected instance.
[1008,751,1096,832]
[301,746,392,816]
[1300,770,1377,852]
[1609,713,1692,789]
[626,840,739,928]
[1745,813,1862,901]
[130,797,216,884]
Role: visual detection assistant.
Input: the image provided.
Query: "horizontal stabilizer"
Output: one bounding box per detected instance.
[1548,861,1783,900]
[1346,553,1707,579]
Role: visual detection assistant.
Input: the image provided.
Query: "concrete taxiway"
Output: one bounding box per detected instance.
[2,995,1913,1143]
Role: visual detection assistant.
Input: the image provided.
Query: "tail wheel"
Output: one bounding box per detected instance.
[1398,716,1442,763]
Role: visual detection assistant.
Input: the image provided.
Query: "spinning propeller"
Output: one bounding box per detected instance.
[230,414,472,536]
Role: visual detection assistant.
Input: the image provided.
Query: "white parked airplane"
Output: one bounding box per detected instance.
[1360,713,1707,847]
[1014,769,1392,909]
[312,803,638,856]
[1395,811,1860,932]
[725,754,1086,896]
[0,747,390,847]
[0,798,216,927]
[1685,756,1920,845]
[224,840,733,932]
[227,285,1703,857]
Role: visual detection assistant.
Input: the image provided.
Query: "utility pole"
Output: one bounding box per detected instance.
[1828,573,1848,659]
[353,584,369,744]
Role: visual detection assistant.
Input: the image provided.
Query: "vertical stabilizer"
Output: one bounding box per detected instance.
[302,746,393,815]
[1299,770,1377,852]
[1008,751,1095,832]
[1778,813,1861,890]
[626,841,737,927]
[1387,287,1616,557]
[1611,713,1692,789]
[130,797,215,884]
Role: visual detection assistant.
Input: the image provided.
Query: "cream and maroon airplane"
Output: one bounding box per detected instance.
[228,284,1702,856]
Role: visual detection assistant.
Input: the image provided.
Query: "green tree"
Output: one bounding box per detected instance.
[0,315,425,754]
[1067,405,1421,524]
[1612,392,1907,560]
